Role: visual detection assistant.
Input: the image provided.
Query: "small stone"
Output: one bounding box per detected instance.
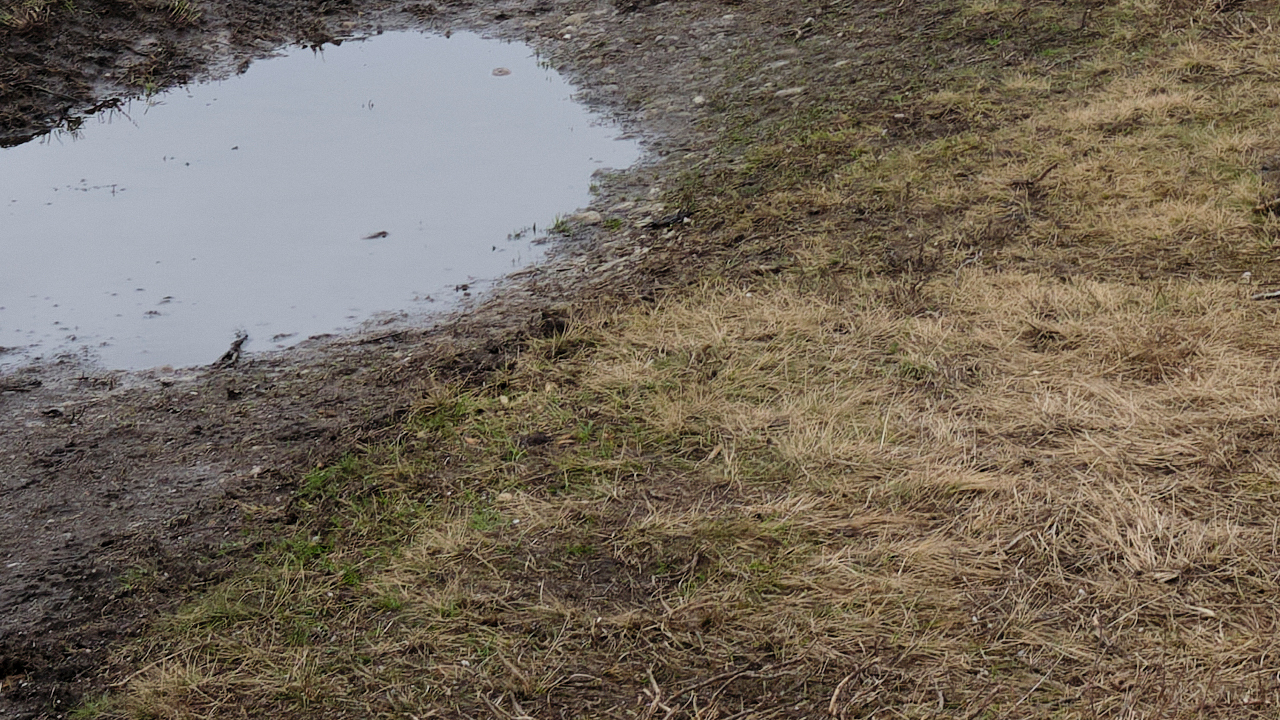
[571,210,603,225]
[564,12,590,25]
[775,86,805,98]
[693,95,706,105]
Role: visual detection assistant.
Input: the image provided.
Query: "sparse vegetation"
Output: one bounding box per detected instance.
[0,0,57,30]
[548,214,572,235]
[163,0,200,25]
[43,0,1280,717]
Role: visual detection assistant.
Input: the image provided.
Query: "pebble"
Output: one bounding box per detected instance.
[571,210,603,225]
[775,87,805,98]
[693,95,706,105]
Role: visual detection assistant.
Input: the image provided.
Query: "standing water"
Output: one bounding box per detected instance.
[0,31,640,369]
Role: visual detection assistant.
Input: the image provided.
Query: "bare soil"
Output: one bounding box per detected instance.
[0,0,1106,716]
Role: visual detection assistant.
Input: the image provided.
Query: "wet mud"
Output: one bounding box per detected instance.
[1,0,709,712]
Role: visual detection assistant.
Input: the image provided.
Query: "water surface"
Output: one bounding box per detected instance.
[0,31,639,369]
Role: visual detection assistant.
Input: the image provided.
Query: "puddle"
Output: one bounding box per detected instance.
[0,31,639,370]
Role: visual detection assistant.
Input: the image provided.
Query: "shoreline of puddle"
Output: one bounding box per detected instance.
[0,29,643,373]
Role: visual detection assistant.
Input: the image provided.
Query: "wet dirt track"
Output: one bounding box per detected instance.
[0,0,711,711]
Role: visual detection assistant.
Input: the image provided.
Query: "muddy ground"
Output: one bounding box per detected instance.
[0,0,1051,715]
[0,0,732,714]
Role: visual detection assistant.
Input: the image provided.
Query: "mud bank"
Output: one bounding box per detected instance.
[0,0,734,713]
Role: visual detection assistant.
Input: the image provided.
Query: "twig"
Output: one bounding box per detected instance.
[24,83,82,104]
[670,658,807,711]
[1008,655,1064,711]
[962,684,1001,720]
[353,329,408,345]
[479,694,513,719]
[828,671,857,716]
[1010,162,1059,191]
[1251,290,1280,301]
[1253,197,1280,215]
[954,250,983,285]
[642,668,675,719]
[719,705,787,720]
[827,659,880,717]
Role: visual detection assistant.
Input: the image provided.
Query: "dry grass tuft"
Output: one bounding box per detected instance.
[0,0,53,31]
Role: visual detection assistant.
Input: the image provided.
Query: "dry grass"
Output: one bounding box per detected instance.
[96,274,1280,718]
[1,0,199,32]
[0,0,55,30]
[84,0,1280,718]
[704,5,1280,284]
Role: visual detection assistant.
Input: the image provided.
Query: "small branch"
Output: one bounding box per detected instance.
[1253,196,1280,215]
[1010,162,1059,191]
[24,83,82,104]
[954,249,984,286]
[829,671,857,716]
[642,668,675,719]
